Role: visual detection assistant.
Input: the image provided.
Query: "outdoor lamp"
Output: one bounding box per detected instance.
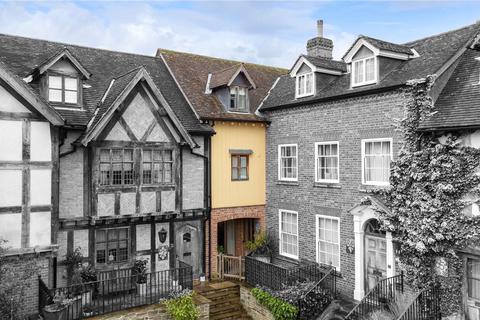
[158,228,167,244]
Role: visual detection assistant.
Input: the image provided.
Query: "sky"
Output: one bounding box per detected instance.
[0,1,479,68]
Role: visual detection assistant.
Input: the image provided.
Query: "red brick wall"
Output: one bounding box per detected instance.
[207,205,265,275]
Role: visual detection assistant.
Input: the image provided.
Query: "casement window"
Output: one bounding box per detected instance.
[362,138,393,185]
[95,228,129,264]
[142,149,173,184]
[352,57,376,87]
[316,215,340,269]
[231,154,249,181]
[229,86,248,111]
[296,72,314,98]
[48,75,79,104]
[468,258,480,300]
[279,210,298,259]
[315,142,339,183]
[99,149,135,186]
[278,144,298,181]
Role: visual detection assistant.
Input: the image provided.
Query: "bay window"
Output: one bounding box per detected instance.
[99,149,134,186]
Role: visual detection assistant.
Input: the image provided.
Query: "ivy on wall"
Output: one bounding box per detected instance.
[371,75,480,315]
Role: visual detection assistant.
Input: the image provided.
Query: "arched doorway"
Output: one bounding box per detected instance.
[364,219,387,292]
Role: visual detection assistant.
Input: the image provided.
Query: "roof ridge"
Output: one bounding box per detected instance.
[360,35,409,47]
[403,21,480,46]
[211,63,242,75]
[0,32,162,61]
[158,48,288,72]
[113,66,144,80]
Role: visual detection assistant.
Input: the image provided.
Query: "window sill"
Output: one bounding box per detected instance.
[358,184,390,193]
[313,182,341,189]
[276,180,299,186]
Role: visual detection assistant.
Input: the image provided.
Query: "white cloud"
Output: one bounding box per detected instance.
[0,2,355,68]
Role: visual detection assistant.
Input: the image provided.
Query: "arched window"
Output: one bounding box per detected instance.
[183,232,191,243]
[364,219,385,236]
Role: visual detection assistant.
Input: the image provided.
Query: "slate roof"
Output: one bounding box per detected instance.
[158,49,287,122]
[302,55,347,73]
[261,23,480,111]
[0,33,210,133]
[420,48,480,130]
[360,36,413,55]
[210,64,242,89]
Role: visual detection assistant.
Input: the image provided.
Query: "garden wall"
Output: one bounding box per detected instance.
[239,285,275,320]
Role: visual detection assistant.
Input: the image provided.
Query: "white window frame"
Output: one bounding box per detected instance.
[295,72,315,98]
[279,209,299,260]
[361,138,393,186]
[351,56,377,87]
[278,144,298,182]
[315,141,340,183]
[315,214,341,270]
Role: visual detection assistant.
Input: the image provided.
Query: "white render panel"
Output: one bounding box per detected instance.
[122,92,153,140]
[74,229,89,257]
[30,121,52,161]
[141,191,156,214]
[0,213,22,248]
[146,123,170,142]
[105,122,130,141]
[120,192,136,215]
[0,120,22,161]
[0,85,31,113]
[30,169,52,206]
[136,224,151,251]
[0,169,22,206]
[97,193,115,216]
[161,190,175,212]
[29,211,51,247]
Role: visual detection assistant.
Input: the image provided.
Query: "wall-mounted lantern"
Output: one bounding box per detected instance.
[158,228,167,244]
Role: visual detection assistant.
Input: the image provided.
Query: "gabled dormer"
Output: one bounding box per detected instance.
[290,20,346,99]
[25,48,91,109]
[206,64,256,113]
[343,36,418,88]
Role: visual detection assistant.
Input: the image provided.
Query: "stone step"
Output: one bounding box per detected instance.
[210,310,251,320]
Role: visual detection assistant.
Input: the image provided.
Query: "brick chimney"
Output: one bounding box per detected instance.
[306,20,333,59]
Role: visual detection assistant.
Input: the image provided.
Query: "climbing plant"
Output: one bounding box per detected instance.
[371,75,480,315]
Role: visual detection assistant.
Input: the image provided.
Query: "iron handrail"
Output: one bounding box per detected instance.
[396,285,441,320]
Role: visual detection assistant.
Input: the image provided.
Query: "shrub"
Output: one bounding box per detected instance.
[245,231,275,257]
[132,259,148,284]
[251,287,298,320]
[164,290,199,320]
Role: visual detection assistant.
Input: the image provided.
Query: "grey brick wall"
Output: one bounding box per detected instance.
[264,90,407,298]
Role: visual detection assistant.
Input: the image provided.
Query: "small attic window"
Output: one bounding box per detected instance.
[229,86,248,111]
[352,56,376,87]
[48,75,79,104]
[296,72,314,98]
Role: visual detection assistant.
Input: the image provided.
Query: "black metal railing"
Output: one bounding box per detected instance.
[296,267,336,320]
[245,256,329,290]
[39,263,193,320]
[345,273,404,320]
[397,285,441,320]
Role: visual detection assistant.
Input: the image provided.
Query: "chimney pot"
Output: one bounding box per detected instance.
[317,20,324,37]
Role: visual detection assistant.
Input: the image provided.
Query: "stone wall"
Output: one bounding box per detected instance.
[239,285,274,320]
[89,294,210,320]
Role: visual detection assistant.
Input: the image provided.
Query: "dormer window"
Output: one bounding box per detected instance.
[229,86,248,111]
[48,75,79,104]
[352,56,376,87]
[296,72,314,98]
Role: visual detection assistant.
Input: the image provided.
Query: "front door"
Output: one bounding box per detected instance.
[466,257,480,319]
[365,235,387,292]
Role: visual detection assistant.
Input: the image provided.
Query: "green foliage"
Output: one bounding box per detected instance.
[164,292,199,320]
[65,247,83,284]
[245,231,275,257]
[132,259,148,284]
[373,75,480,315]
[217,245,225,254]
[251,287,298,320]
[0,240,39,319]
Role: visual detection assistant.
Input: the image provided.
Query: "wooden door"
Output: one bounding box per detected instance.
[466,257,480,319]
[365,235,387,292]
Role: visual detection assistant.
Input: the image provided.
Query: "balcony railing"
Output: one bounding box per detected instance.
[397,285,441,320]
[38,263,193,320]
[345,273,404,320]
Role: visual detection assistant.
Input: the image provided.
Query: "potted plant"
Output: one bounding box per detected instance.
[245,231,274,263]
[80,263,97,306]
[43,293,73,320]
[132,259,148,296]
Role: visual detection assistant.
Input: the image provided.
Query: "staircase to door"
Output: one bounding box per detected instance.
[196,281,251,320]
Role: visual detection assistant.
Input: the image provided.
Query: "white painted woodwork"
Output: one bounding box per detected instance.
[30,169,52,206]
[29,211,51,246]
[141,191,156,214]
[97,193,115,216]
[0,120,22,161]
[0,169,22,206]
[105,122,130,141]
[136,224,151,251]
[30,121,52,161]
[120,193,136,215]
[0,86,31,112]
[0,213,22,248]
[122,92,153,140]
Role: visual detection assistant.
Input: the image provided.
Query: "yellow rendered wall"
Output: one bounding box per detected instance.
[211,121,266,208]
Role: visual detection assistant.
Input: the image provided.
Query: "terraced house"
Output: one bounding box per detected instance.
[259,19,480,311]
[158,49,286,276]
[0,34,212,318]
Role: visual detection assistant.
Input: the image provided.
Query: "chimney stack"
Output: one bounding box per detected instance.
[307,19,333,59]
